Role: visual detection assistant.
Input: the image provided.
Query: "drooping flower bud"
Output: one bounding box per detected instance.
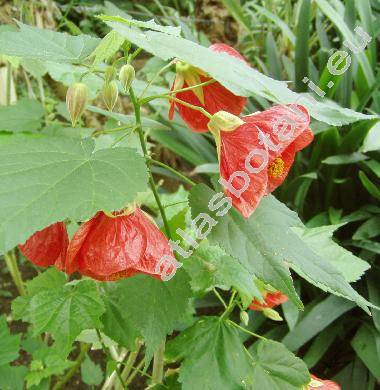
[262,308,283,321]
[104,66,116,83]
[240,311,249,326]
[207,111,244,134]
[66,83,89,126]
[119,64,135,92]
[102,80,119,111]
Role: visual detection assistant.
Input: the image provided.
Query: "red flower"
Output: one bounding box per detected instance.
[249,291,288,311]
[308,375,341,389]
[214,104,313,218]
[65,208,175,281]
[169,43,247,132]
[18,222,68,270]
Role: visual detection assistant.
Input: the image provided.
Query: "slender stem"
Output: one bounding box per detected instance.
[116,341,142,390]
[130,86,170,384]
[129,87,171,238]
[125,359,146,386]
[220,290,237,320]
[53,343,90,390]
[5,62,12,105]
[152,339,165,385]
[147,157,196,186]
[139,79,215,105]
[139,60,175,100]
[168,96,212,119]
[128,48,142,64]
[228,320,267,341]
[4,251,26,296]
[96,329,126,388]
[213,288,227,309]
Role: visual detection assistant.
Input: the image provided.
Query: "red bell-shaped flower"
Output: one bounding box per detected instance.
[212,104,314,218]
[18,222,68,270]
[65,208,175,281]
[307,375,341,389]
[249,291,288,311]
[169,43,247,132]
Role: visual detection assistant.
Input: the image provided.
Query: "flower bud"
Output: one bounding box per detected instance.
[105,66,116,83]
[262,308,283,321]
[119,64,135,92]
[66,82,89,126]
[207,111,244,134]
[102,80,118,111]
[240,311,249,326]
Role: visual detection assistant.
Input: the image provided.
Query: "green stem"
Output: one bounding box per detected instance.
[228,320,267,341]
[213,288,227,309]
[152,339,165,385]
[116,341,143,389]
[125,359,146,386]
[139,79,215,105]
[53,343,90,390]
[96,329,126,388]
[139,60,175,100]
[129,87,171,238]
[147,157,196,186]
[5,62,12,105]
[4,251,26,296]
[220,290,237,320]
[130,86,170,384]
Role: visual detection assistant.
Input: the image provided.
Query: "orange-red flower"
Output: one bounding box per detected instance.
[65,208,174,281]
[169,43,247,132]
[18,222,68,270]
[249,291,288,311]
[307,375,341,389]
[213,104,313,218]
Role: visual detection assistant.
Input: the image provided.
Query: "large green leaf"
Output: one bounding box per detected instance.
[0,135,148,253]
[189,184,373,312]
[0,365,27,390]
[109,270,192,359]
[0,99,44,133]
[293,225,370,282]
[0,23,99,63]
[248,339,310,389]
[13,269,105,353]
[105,19,377,125]
[166,317,252,389]
[184,241,261,305]
[0,315,21,365]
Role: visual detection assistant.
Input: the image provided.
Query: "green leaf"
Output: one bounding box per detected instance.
[13,274,105,352]
[0,315,21,365]
[90,30,125,64]
[293,225,370,282]
[248,339,310,389]
[166,317,252,389]
[101,283,140,350]
[98,15,181,36]
[368,270,380,332]
[0,136,148,254]
[361,121,380,152]
[25,354,74,388]
[189,184,374,313]
[353,217,380,240]
[105,19,377,125]
[0,365,28,390]
[295,0,311,92]
[110,270,192,359]
[0,98,44,132]
[359,171,380,201]
[184,241,261,305]
[0,23,99,63]
[351,324,380,379]
[81,355,104,386]
[282,296,354,351]
[322,152,368,165]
